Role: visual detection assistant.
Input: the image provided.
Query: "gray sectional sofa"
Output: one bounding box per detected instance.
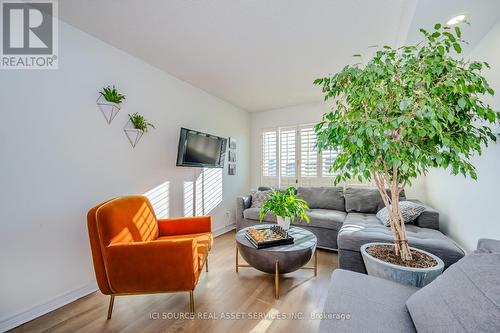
[236,186,465,271]
[319,238,500,333]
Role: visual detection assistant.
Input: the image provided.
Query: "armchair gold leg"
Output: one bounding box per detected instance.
[235,246,239,273]
[107,295,115,320]
[205,255,209,272]
[275,261,279,299]
[314,249,318,277]
[189,291,195,313]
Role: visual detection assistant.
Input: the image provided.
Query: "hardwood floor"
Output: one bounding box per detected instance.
[10,231,338,333]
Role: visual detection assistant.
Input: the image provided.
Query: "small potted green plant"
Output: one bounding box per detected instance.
[259,187,310,230]
[124,112,155,148]
[97,85,126,124]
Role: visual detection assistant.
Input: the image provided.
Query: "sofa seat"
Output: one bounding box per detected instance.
[243,208,346,230]
[319,269,417,333]
[305,209,346,230]
[338,212,465,271]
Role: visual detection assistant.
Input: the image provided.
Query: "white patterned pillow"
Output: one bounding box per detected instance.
[376,201,426,227]
[250,190,272,208]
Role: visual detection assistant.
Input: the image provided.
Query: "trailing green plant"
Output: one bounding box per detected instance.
[99,85,126,104]
[128,112,155,132]
[259,187,310,223]
[314,22,499,261]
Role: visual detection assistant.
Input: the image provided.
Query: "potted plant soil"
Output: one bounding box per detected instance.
[97,85,126,124]
[314,22,499,287]
[258,187,310,230]
[124,112,155,148]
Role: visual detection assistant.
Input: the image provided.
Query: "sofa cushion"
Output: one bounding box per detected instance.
[338,212,465,268]
[250,190,271,208]
[345,187,406,213]
[243,208,276,223]
[406,248,500,333]
[303,209,346,231]
[376,201,427,226]
[406,199,440,230]
[477,238,500,253]
[319,269,417,333]
[296,186,345,211]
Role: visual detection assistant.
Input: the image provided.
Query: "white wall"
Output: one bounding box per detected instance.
[422,19,500,252]
[0,21,250,329]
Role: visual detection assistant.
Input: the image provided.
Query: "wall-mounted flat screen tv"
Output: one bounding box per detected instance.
[176,128,227,168]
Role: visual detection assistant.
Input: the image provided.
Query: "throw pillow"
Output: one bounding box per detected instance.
[250,190,271,208]
[376,201,426,227]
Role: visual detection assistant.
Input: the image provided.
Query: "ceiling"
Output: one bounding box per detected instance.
[59,0,500,112]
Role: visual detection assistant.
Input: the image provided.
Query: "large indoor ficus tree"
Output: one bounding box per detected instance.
[314,23,499,261]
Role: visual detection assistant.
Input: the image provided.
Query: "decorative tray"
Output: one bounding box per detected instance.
[245,226,294,249]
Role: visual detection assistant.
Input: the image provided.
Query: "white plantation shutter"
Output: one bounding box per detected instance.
[261,124,343,187]
[300,127,318,177]
[321,149,339,177]
[280,129,296,177]
[261,130,279,187]
[262,131,277,177]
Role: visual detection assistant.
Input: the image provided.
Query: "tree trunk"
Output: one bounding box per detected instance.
[373,171,412,261]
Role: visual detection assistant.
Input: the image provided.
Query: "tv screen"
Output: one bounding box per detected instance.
[176,128,227,168]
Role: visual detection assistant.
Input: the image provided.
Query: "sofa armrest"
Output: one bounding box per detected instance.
[408,199,439,230]
[158,216,212,236]
[477,239,500,253]
[236,195,252,218]
[105,238,199,292]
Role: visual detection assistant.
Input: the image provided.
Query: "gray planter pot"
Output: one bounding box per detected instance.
[361,242,444,288]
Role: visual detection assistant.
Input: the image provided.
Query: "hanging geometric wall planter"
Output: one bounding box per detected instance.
[124,120,144,148]
[97,95,121,124]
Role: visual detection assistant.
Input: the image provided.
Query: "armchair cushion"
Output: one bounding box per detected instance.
[158,216,212,236]
[158,232,213,251]
[105,238,199,293]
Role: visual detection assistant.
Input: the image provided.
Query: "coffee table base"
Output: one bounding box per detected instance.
[236,246,318,299]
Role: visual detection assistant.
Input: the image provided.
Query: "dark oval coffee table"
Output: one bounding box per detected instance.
[235,225,318,299]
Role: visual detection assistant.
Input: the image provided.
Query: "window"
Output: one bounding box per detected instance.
[321,149,339,177]
[260,124,337,187]
[300,126,318,177]
[262,131,277,177]
[280,129,296,177]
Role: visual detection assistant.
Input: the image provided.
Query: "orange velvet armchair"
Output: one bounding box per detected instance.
[87,195,212,319]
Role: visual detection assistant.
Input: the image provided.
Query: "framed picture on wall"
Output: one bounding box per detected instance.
[228,163,236,175]
[228,150,236,162]
[229,137,237,150]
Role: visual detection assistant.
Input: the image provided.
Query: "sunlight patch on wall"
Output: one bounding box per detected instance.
[184,181,194,217]
[183,168,223,216]
[203,168,223,214]
[144,181,170,218]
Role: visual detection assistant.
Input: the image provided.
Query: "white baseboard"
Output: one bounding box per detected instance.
[0,283,98,333]
[213,223,236,237]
